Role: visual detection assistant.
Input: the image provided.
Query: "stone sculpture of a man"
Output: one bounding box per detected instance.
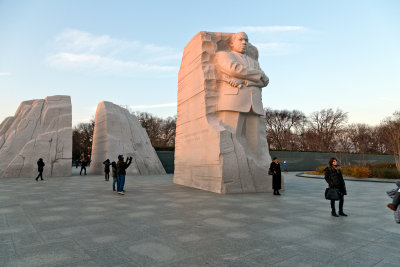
[215,32,269,157]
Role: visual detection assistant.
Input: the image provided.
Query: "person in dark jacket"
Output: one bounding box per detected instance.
[270,157,281,195]
[387,180,400,211]
[35,158,45,181]
[80,159,87,175]
[116,155,132,195]
[111,161,117,191]
[324,157,347,217]
[103,159,111,181]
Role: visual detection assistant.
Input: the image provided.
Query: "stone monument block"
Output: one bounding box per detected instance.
[90,101,166,175]
[174,31,278,194]
[0,95,72,178]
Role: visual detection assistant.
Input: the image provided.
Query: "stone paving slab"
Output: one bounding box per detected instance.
[0,168,399,266]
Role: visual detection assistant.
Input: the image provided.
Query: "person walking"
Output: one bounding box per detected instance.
[35,158,45,181]
[111,161,117,191]
[116,155,132,195]
[80,159,87,175]
[103,159,111,181]
[269,157,282,195]
[324,157,347,217]
[283,161,288,172]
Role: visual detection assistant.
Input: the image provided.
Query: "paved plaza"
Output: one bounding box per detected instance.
[0,169,399,266]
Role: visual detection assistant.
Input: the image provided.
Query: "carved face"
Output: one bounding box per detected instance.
[230,32,248,54]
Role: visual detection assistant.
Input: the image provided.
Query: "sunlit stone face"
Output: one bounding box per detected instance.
[230,32,248,54]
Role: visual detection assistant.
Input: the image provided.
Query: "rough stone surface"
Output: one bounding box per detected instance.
[0,95,72,178]
[174,31,280,194]
[90,101,165,175]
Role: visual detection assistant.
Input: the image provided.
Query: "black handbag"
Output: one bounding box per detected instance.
[325,188,341,200]
[268,169,273,175]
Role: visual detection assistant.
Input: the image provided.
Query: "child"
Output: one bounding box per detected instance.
[111,161,117,191]
[103,159,111,181]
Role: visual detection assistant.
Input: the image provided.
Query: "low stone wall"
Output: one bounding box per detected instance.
[156,150,395,173]
[156,151,175,174]
[269,151,394,171]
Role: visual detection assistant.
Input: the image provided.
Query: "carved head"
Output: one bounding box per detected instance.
[230,32,248,54]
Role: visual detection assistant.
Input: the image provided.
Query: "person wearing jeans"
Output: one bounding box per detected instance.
[116,155,132,195]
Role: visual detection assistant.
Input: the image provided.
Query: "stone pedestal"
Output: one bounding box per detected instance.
[174,31,276,194]
[0,95,72,178]
[90,101,165,175]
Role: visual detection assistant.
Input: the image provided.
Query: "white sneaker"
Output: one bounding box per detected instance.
[119,192,125,195]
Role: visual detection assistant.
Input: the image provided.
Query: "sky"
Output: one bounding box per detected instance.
[0,0,399,126]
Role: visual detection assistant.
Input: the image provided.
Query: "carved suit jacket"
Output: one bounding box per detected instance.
[215,51,269,115]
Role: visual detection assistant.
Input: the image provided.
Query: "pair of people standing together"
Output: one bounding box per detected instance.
[105,155,132,195]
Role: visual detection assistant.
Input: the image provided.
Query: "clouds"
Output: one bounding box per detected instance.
[223,26,309,33]
[219,25,310,57]
[47,29,181,76]
[0,72,11,76]
[253,42,296,56]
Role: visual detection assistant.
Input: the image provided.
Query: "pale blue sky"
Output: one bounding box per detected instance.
[0,0,399,126]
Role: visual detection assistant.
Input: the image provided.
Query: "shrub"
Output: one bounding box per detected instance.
[341,165,371,178]
[315,166,326,174]
[312,163,399,179]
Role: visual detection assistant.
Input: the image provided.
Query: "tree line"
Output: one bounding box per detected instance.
[265,108,399,155]
[72,108,400,170]
[72,112,176,161]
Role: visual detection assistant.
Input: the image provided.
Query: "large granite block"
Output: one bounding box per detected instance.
[90,101,165,175]
[174,32,280,194]
[0,95,72,178]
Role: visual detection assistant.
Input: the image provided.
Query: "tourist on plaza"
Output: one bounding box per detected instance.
[35,158,45,181]
[387,180,400,211]
[80,159,87,175]
[111,161,117,191]
[283,161,288,172]
[103,159,111,181]
[324,157,347,217]
[116,155,132,195]
[270,157,282,195]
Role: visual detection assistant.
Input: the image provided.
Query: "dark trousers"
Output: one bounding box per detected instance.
[80,166,86,175]
[105,172,109,181]
[393,191,400,208]
[331,194,344,212]
[36,171,43,180]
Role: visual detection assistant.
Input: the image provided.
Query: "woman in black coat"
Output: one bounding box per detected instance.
[324,157,347,217]
[270,157,281,195]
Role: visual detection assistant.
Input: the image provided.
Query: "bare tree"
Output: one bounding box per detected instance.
[335,125,355,153]
[72,119,95,161]
[347,123,377,153]
[133,111,176,148]
[381,112,400,171]
[264,108,306,150]
[307,108,348,151]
